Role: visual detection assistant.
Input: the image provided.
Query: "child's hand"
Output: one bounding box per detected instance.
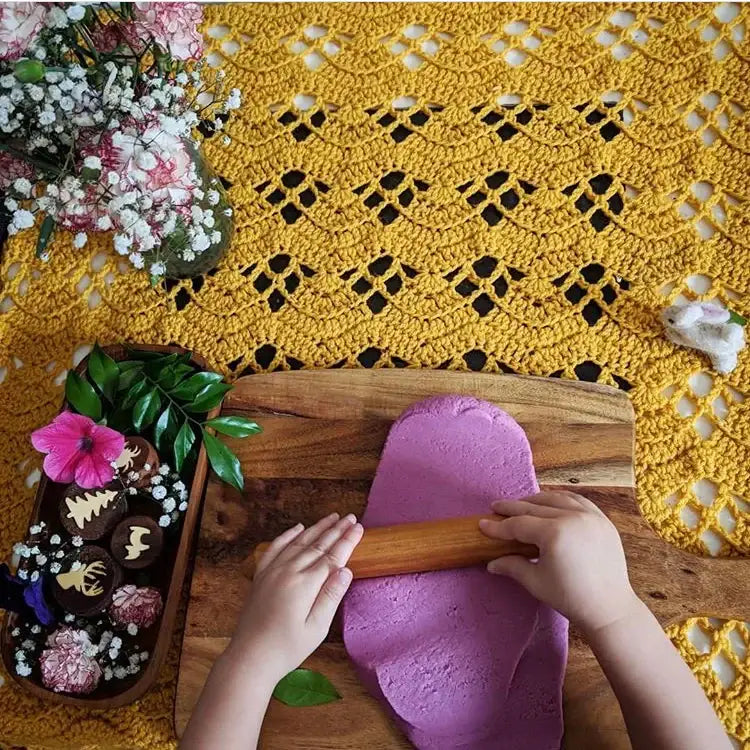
[230,513,363,684]
[479,491,639,635]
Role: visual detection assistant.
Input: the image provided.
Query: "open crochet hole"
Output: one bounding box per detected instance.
[718,506,737,534]
[677,395,698,416]
[693,415,715,439]
[504,48,527,66]
[25,468,41,489]
[689,372,713,397]
[221,39,240,56]
[207,24,230,39]
[712,650,737,688]
[692,479,719,507]
[680,505,700,529]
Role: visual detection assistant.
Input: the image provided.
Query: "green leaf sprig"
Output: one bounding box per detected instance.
[64,344,261,491]
[272,669,341,707]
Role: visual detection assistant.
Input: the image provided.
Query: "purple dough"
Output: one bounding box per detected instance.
[342,396,568,749]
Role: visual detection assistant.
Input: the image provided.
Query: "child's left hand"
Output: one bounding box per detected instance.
[227,513,364,684]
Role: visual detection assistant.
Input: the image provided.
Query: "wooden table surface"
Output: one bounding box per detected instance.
[174,370,750,748]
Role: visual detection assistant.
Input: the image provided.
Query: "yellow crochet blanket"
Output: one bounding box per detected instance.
[0,2,749,747]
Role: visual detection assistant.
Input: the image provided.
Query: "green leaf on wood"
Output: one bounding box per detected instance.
[174,420,196,472]
[154,404,179,452]
[202,429,244,491]
[35,214,55,258]
[204,416,262,438]
[272,669,341,707]
[132,389,160,431]
[65,371,102,421]
[168,371,223,401]
[87,344,119,402]
[185,382,233,413]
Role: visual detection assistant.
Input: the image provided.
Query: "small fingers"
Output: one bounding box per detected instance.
[307,567,354,629]
[479,515,550,546]
[307,519,363,572]
[489,499,563,519]
[293,514,359,570]
[274,512,341,565]
[255,522,304,574]
[487,554,538,591]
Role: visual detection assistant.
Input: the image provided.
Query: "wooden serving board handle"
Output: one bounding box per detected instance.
[250,514,538,579]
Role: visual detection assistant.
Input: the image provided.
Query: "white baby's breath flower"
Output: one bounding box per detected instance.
[96,215,112,231]
[114,666,127,679]
[0,74,14,88]
[163,497,176,513]
[35,554,47,565]
[13,177,32,197]
[73,232,87,249]
[64,613,75,622]
[226,88,241,110]
[15,649,26,662]
[28,85,44,102]
[56,550,65,559]
[222,136,231,145]
[4,198,17,212]
[128,486,138,495]
[58,77,74,91]
[16,663,32,677]
[207,190,220,206]
[111,636,122,649]
[152,485,167,500]
[69,65,86,79]
[30,624,41,634]
[50,534,61,545]
[59,96,74,112]
[158,464,170,476]
[34,47,47,61]
[104,667,113,681]
[39,110,55,126]
[127,623,138,636]
[150,474,162,485]
[12,209,34,230]
[173,481,186,492]
[136,150,157,170]
[179,501,188,511]
[30,570,39,582]
[72,536,83,547]
[66,4,85,21]
[129,252,144,269]
[140,651,149,661]
[46,6,69,29]
[17,569,28,580]
[108,647,118,659]
[114,234,131,255]
[158,515,171,528]
[83,155,101,170]
[50,562,61,574]
[70,561,82,571]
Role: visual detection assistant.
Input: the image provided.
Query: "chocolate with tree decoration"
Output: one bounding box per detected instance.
[59,483,127,540]
[249,514,536,580]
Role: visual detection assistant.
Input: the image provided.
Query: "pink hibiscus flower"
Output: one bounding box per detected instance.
[31,411,125,488]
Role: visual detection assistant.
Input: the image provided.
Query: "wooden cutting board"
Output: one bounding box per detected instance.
[174,370,750,748]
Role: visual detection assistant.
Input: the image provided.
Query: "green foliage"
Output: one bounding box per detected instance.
[272,669,341,707]
[64,345,260,489]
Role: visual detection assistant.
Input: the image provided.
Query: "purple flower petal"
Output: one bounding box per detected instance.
[24,576,56,627]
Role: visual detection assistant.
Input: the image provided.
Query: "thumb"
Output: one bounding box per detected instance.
[308,567,353,628]
[487,555,538,592]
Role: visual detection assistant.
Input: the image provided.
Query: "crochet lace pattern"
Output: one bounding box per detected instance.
[0,3,748,747]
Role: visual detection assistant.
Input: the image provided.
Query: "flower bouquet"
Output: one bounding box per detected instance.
[1,344,260,704]
[0,2,239,281]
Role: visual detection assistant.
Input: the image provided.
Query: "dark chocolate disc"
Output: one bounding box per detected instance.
[60,483,127,540]
[110,515,163,569]
[52,546,121,617]
[114,437,159,489]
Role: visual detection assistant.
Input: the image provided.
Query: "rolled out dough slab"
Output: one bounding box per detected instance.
[342,396,569,749]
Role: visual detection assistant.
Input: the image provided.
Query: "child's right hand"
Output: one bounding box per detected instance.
[479,491,640,635]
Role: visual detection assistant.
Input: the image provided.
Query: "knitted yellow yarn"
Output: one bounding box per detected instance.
[0,2,748,747]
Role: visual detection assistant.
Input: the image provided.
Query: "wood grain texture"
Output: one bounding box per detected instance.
[175,371,750,748]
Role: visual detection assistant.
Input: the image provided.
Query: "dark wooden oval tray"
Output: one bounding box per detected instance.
[1,344,218,708]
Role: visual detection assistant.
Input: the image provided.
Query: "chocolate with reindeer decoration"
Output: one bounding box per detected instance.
[114,437,159,489]
[52,546,121,617]
[110,515,163,570]
[59,483,128,540]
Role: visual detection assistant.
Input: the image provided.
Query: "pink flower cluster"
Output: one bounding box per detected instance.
[0,3,45,61]
[39,627,102,694]
[133,2,204,61]
[109,585,163,629]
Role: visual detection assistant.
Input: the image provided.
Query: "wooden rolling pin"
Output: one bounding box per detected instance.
[249,514,538,579]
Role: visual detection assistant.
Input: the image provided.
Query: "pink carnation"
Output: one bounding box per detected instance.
[109,585,163,629]
[40,628,101,694]
[0,3,46,61]
[31,410,125,488]
[0,152,33,191]
[133,2,203,61]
